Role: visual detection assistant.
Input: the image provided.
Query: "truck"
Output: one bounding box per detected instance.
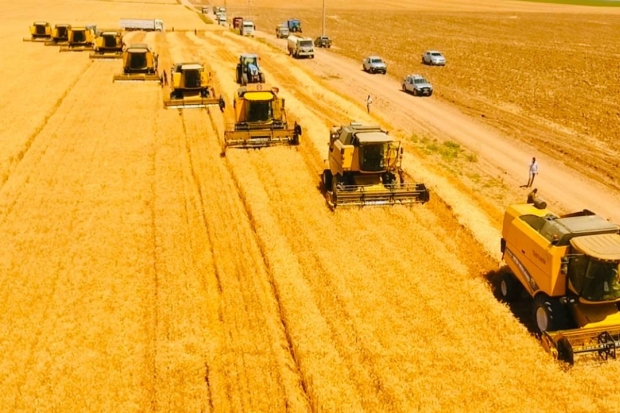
[241,20,255,37]
[119,19,164,32]
[232,17,243,30]
[216,12,227,25]
[287,19,302,33]
[287,35,314,59]
[276,24,289,39]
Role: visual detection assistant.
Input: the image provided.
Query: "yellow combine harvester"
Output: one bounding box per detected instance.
[500,202,620,364]
[59,26,95,52]
[223,84,300,152]
[321,122,430,207]
[90,31,124,59]
[44,24,71,46]
[164,62,224,109]
[23,21,52,42]
[112,43,160,82]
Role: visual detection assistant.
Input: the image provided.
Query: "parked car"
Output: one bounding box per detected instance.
[314,36,332,48]
[402,74,433,96]
[422,50,446,66]
[362,56,387,74]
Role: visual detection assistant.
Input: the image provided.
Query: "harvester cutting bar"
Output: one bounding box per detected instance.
[60,45,94,52]
[113,74,161,83]
[164,96,223,109]
[90,52,123,59]
[224,128,299,149]
[543,326,620,365]
[44,40,68,46]
[23,37,50,42]
[329,183,430,208]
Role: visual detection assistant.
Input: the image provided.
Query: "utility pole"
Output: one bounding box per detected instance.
[322,0,326,36]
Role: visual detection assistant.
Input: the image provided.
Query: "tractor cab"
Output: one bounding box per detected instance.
[236,53,265,85]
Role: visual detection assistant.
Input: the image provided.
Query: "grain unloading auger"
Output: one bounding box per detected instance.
[321,123,429,208]
[164,63,224,110]
[499,203,620,365]
[222,84,300,153]
[112,43,160,82]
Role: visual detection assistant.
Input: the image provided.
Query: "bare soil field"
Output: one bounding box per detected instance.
[1,0,620,412]
[240,7,620,195]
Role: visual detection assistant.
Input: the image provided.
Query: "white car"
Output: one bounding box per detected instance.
[422,50,446,66]
[362,56,387,74]
[402,74,433,96]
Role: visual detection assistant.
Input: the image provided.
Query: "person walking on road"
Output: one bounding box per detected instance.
[366,94,373,114]
[527,157,539,188]
[162,70,168,86]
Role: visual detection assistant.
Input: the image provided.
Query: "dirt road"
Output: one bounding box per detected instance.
[251,28,620,226]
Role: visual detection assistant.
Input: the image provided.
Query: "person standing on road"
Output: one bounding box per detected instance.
[366,94,373,114]
[527,157,539,188]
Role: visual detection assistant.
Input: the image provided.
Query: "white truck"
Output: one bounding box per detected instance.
[287,35,314,59]
[119,19,164,32]
[241,20,255,37]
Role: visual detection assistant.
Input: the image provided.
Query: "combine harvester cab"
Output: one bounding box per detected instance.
[90,31,124,59]
[164,63,224,109]
[321,122,430,208]
[113,43,160,82]
[500,203,620,365]
[59,26,95,52]
[223,84,301,154]
[23,21,52,42]
[44,24,71,46]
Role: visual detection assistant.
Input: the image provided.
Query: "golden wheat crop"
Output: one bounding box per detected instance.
[1,0,620,412]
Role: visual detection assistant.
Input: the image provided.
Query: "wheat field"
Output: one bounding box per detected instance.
[2,0,620,412]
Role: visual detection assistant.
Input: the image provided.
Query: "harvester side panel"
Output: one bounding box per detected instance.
[504,215,570,297]
[329,141,354,173]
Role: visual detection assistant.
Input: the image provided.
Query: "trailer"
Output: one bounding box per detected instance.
[119,19,164,32]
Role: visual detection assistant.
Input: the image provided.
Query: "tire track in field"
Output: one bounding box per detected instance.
[206,104,314,410]
[0,60,93,193]
[166,31,311,411]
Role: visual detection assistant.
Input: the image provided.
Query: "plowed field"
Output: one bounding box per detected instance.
[2,0,620,412]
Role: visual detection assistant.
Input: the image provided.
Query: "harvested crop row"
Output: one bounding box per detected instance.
[154,31,311,412]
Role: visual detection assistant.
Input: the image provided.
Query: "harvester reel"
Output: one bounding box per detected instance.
[597,331,617,361]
